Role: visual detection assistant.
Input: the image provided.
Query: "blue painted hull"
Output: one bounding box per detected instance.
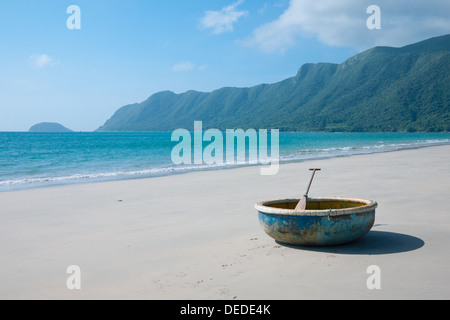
[256,198,377,246]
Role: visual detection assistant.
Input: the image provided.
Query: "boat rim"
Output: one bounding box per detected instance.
[255,197,378,217]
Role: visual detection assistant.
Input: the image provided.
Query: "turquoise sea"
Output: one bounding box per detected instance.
[1,132,450,192]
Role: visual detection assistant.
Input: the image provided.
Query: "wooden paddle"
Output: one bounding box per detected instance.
[295,168,321,210]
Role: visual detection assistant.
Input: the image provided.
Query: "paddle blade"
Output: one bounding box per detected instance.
[295,195,308,210]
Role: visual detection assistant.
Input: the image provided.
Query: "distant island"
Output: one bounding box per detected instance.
[97,34,450,133]
[28,122,73,133]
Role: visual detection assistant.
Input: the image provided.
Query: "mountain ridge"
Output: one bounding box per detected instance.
[97,34,450,133]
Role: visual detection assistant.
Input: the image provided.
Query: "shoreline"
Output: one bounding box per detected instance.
[0,144,449,299]
[2,141,450,193]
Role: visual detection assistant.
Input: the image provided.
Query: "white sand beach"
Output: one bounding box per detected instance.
[1,145,450,300]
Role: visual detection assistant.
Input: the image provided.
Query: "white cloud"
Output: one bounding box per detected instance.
[172,61,195,72]
[257,3,268,15]
[200,0,248,34]
[244,0,450,53]
[29,54,58,68]
[171,62,208,72]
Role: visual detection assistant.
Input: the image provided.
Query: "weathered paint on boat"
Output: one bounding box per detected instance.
[255,197,377,246]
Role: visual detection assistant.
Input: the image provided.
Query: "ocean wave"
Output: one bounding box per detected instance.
[1,138,449,191]
[280,139,450,162]
[0,162,233,187]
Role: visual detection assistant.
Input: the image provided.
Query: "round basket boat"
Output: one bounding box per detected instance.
[255,197,378,246]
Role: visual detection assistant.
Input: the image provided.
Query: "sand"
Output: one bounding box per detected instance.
[1,145,450,300]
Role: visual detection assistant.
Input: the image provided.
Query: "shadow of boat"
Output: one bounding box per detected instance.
[276,230,425,255]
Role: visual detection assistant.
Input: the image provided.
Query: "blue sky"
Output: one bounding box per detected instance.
[0,0,449,131]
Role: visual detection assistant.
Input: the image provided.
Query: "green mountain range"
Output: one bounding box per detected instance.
[97,34,450,133]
